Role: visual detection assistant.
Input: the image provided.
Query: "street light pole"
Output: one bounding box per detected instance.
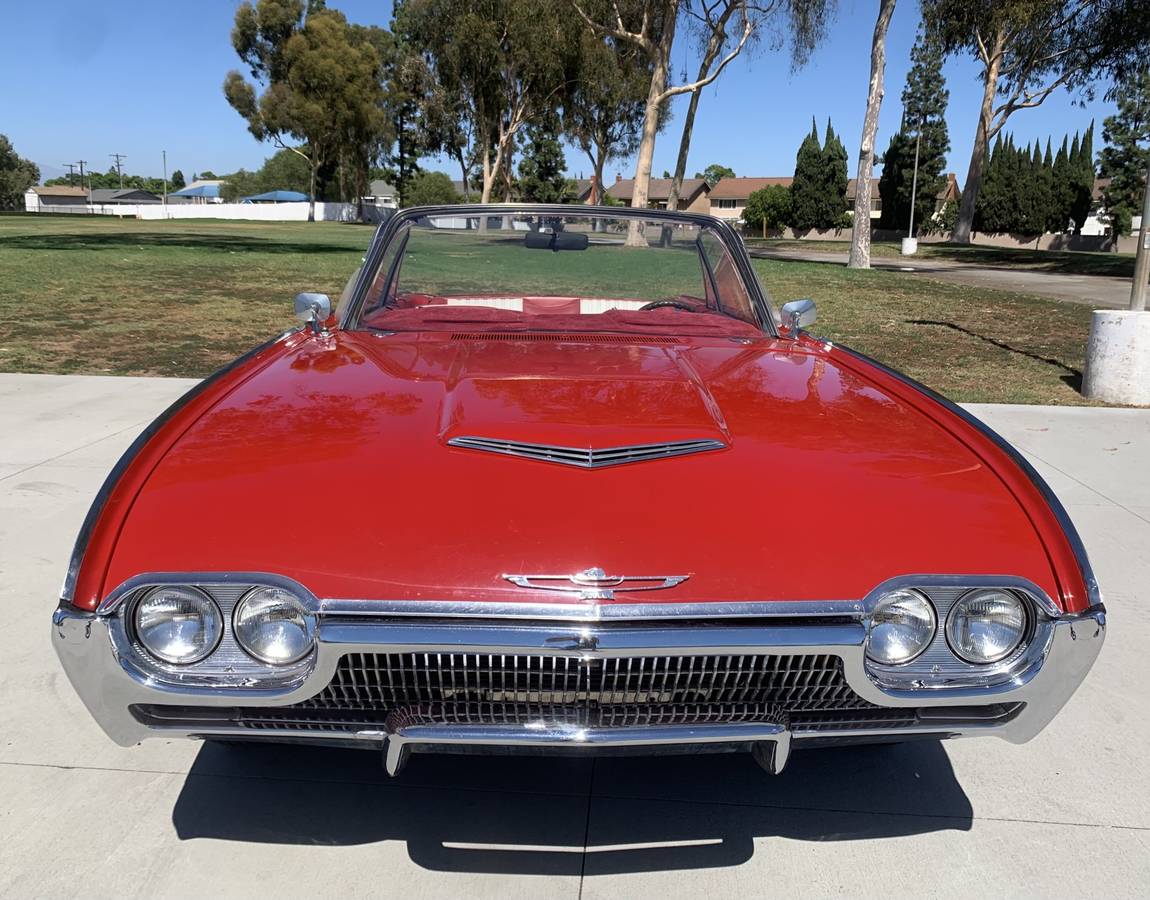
[907,117,923,240]
[1129,152,1150,312]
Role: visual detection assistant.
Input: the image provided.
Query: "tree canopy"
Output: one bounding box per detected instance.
[223,0,389,219]
[696,164,735,187]
[405,171,461,206]
[1099,66,1150,237]
[0,135,39,210]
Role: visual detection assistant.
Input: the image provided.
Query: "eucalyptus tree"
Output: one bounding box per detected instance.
[572,0,755,241]
[923,0,1150,244]
[664,0,838,215]
[223,0,388,221]
[396,0,580,204]
[847,0,896,268]
[564,27,652,203]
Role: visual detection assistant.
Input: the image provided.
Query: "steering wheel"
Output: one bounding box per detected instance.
[639,298,698,313]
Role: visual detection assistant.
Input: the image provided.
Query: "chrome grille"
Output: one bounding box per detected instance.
[447,436,726,468]
[236,651,894,731]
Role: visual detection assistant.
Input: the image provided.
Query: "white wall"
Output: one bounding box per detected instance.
[25,201,360,221]
[137,202,359,222]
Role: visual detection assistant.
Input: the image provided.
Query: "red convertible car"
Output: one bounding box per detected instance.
[53,205,1105,776]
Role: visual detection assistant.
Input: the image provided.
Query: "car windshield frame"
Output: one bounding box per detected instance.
[340,203,779,337]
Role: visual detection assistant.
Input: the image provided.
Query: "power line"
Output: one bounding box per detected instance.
[110,153,127,189]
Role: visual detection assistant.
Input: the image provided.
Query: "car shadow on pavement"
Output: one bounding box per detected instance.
[171,738,972,875]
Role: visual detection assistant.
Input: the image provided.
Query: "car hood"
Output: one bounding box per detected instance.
[106,331,1058,604]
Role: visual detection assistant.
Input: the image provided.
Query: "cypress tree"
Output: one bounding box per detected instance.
[1027,142,1053,236]
[518,113,571,203]
[790,119,826,231]
[1048,136,1072,233]
[823,119,849,228]
[1069,121,1096,232]
[878,28,950,234]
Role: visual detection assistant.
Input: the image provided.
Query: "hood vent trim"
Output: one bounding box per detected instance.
[451,332,681,345]
[447,436,725,469]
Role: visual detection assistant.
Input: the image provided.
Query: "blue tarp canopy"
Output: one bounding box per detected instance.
[171,183,222,198]
[239,190,309,203]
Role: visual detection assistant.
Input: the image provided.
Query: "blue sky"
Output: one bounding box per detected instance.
[2,0,1114,185]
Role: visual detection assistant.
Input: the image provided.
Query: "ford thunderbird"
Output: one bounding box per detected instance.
[52,204,1105,776]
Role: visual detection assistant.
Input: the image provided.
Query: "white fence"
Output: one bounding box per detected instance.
[29,201,361,222]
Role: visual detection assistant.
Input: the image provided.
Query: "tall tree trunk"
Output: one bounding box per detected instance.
[952,29,1005,244]
[627,2,679,247]
[666,80,705,213]
[848,0,897,269]
[308,162,317,223]
[592,148,606,205]
[480,144,495,205]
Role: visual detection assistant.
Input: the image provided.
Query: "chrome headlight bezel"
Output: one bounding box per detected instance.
[865,588,937,666]
[945,588,1029,664]
[232,585,318,665]
[132,584,224,665]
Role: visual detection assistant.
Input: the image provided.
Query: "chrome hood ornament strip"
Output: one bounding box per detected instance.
[447,436,725,469]
[504,567,690,601]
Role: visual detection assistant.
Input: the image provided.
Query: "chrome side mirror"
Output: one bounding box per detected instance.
[295,292,332,334]
[780,298,816,337]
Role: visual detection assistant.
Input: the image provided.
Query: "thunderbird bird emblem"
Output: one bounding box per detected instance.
[503,567,689,601]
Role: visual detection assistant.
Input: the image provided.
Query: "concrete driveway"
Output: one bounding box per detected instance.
[748,247,1138,308]
[2,373,1148,898]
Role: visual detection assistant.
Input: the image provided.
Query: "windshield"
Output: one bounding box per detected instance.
[352,209,765,336]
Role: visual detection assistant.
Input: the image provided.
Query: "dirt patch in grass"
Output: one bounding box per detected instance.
[0,217,1096,404]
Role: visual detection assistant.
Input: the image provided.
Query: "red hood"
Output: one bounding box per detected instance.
[105,330,1058,604]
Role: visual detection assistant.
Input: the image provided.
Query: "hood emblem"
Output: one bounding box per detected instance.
[504,567,690,601]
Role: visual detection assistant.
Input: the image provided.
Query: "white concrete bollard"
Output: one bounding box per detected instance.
[1082,310,1150,406]
[900,237,918,256]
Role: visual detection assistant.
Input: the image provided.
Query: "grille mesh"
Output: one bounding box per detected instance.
[226,652,910,732]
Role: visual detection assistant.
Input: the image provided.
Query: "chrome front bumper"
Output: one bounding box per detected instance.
[52,595,1106,774]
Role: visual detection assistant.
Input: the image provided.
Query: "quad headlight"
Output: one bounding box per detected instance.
[866,588,936,665]
[134,585,223,665]
[233,586,317,665]
[946,589,1027,664]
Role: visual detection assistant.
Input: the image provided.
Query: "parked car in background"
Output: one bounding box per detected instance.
[53,205,1105,776]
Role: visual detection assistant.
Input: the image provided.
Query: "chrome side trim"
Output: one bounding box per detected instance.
[447,436,726,469]
[317,598,867,621]
[834,344,1103,609]
[60,331,299,604]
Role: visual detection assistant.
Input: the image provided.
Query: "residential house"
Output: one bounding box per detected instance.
[23,185,88,211]
[170,179,226,203]
[605,177,711,213]
[363,180,398,208]
[707,174,962,223]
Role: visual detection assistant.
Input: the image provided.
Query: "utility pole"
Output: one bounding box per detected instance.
[63,163,77,187]
[1130,153,1150,312]
[76,160,88,195]
[162,150,168,213]
[110,153,127,189]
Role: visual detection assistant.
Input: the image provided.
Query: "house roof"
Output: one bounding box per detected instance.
[172,181,223,198]
[708,177,792,199]
[710,175,960,202]
[29,185,88,196]
[606,178,709,202]
[367,180,397,196]
[89,188,161,203]
[240,190,309,203]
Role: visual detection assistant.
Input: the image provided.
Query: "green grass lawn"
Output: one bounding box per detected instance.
[0,215,1094,404]
[745,236,1135,278]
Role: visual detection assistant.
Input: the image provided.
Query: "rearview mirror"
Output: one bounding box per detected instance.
[780,298,816,336]
[295,292,332,333]
[524,230,589,252]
